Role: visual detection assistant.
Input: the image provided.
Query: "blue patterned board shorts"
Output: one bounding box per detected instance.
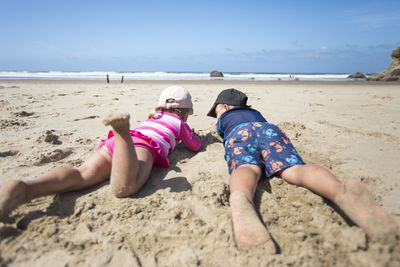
[224,122,305,177]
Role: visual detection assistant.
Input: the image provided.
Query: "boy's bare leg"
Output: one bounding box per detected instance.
[281,164,398,240]
[0,149,112,221]
[0,181,28,220]
[334,179,398,240]
[103,112,153,198]
[229,164,276,254]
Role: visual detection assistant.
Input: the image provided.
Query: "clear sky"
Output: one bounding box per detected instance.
[1,0,399,73]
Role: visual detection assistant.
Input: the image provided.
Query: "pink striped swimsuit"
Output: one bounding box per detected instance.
[98,111,202,167]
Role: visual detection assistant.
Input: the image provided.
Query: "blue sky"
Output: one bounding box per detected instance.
[0,0,399,73]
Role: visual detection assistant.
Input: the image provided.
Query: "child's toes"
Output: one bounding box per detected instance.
[103,112,130,126]
[103,112,130,132]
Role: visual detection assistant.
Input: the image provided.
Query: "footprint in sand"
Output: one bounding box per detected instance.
[85,103,97,108]
[360,103,383,108]
[372,95,393,101]
[33,149,73,165]
[14,111,34,117]
[317,120,397,141]
[0,119,27,129]
[0,150,18,157]
[75,137,92,145]
[73,115,100,121]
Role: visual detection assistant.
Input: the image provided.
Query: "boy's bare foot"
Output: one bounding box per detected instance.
[335,179,399,240]
[0,181,28,221]
[103,112,130,133]
[230,191,276,254]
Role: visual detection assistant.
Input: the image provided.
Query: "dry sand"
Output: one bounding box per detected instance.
[0,80,400,266]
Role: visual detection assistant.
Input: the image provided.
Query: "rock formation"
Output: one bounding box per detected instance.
[368,45,400,81]
[210,70,224,77]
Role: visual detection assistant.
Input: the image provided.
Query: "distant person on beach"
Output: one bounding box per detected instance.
[0,86,202,220]
[207,88,398,252]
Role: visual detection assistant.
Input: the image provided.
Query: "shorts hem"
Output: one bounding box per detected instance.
[228,162,264,175]
[98,130,170,168]
[265,162,306,178]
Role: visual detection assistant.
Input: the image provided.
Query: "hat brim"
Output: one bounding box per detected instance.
[206,101,218,118]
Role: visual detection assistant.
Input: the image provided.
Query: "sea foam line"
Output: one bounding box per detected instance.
[0,71,351,81]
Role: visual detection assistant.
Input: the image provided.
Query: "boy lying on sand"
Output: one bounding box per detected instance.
[207,88,398,252]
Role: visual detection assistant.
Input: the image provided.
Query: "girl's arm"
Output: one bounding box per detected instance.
[180,122,202,151]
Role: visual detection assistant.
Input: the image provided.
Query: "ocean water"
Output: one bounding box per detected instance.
[0,71,359,81]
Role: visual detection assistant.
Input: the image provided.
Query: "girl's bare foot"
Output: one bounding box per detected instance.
[0,180,28,221]
[230,191,276,254]
[103,112,130,133]
[335,179,399,240]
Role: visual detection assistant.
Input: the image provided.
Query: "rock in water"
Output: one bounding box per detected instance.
[210,70,224,77]
[348,72,366,79]
[368,45,400,81]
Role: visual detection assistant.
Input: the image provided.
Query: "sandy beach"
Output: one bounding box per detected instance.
[0,79,400,266]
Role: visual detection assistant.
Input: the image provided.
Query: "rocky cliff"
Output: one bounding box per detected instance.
[368,45,400,81]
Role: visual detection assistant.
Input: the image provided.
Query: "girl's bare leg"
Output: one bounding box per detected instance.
[229,164,277,254]
[280,164,398,240]
[0,112,154,220]
[102,112,153,198]
[0,148,112,221]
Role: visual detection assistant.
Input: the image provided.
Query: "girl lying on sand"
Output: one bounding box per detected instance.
[0,86,202,221]
[207,88,398,252]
